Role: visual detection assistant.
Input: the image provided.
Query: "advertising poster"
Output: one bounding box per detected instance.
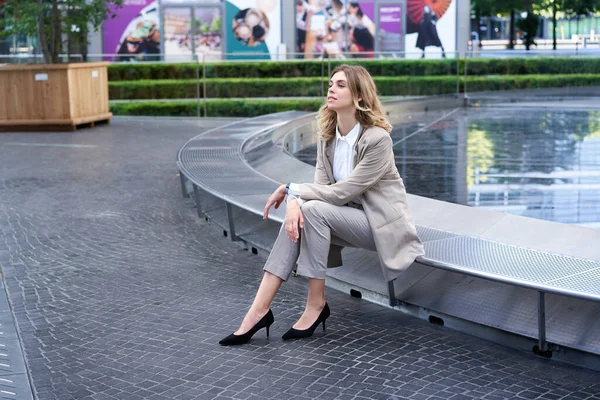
[225,0,281,59]
[193,7,222,59]
[378,4,402,52]
[405,0,456,58]
[163,8,193,60]
[296,1,375,59]
[103,0,160,60]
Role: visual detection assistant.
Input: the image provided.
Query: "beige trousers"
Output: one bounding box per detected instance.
[263,200,376,280]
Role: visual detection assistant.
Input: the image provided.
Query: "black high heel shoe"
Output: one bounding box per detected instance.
[282,303,330,341]
[219,309,274,346]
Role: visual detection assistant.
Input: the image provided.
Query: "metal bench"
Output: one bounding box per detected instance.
[178,106,600,367]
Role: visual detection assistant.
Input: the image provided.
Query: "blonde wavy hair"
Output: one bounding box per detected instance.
[317,64,392,142]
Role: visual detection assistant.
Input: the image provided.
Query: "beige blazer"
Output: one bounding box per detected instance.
[299,125,425,281]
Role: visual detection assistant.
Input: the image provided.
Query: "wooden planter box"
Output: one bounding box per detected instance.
[0,62,112,131]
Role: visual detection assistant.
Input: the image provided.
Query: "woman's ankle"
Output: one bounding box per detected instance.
[306,299,326,311]
[249,305,270,316]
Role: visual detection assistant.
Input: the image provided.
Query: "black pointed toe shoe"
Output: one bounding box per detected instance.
[219,309,274,346]
[282,303,330,341]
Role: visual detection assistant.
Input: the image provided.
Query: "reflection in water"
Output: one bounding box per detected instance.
[467,129,494,187]
[293,107,600,229]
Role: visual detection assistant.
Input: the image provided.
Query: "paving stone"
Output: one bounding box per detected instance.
[0,117,599,400]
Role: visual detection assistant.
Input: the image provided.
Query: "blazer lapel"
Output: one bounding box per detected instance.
[353,126,367,168]
[324,138,336,183]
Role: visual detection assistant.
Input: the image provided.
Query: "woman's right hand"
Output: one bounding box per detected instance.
[263,184,287,220]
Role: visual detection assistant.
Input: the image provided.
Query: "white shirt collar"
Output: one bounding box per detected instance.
[335,122,361,147]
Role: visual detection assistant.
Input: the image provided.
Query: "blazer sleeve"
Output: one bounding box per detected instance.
[313,140,331,185]
[299,133,392,206]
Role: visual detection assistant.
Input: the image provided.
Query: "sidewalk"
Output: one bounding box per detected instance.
[0,117,598,400]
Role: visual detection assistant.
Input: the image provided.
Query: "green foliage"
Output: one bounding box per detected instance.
[1,1,41,38]
[497,0,530,15]
[465,57,600,75]
[107,58,600,81]
[465,74,600,91]
[562,0,599,16]
[109,78,323,99]
[108,73,600,102]
[109,73,600,117]
[109,99,324,117]
[106,59,600,118]
[107,60,459,81]
[471,0,496,16]
[108,76,462,99]
[0,0,123,64]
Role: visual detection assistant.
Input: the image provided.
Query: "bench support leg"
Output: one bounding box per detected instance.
[226,203,240,242]
[193,185,203,217]
[534,291,552,358]
[387,280,399,307]
[179,172,189,198]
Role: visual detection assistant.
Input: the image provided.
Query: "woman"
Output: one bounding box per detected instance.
[416,6,446,58]
[219,65,424,346]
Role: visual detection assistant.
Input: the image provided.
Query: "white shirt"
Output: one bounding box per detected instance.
[333,122,360,182]
[288,122,360,207]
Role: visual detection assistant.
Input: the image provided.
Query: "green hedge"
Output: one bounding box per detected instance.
[109,74,600,100]
[107,58,600,81]
[107,60,460,80]
[108,76,460,99]
[464,57,600,76]
[109,73,600,117]
[109,77,326,99]
[109,99,324,117]
[465,74,600,91]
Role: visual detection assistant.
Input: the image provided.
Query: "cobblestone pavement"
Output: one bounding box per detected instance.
[0,117,599,400]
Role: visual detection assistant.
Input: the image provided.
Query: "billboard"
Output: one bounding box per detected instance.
[193,7,222,58]
[378,4,402,52]
[163,7,193,59]
[103,0,160,60]
[405,0,455,58]
[163,6,222,61]
[296,1,376,59]
[225,0,281,59]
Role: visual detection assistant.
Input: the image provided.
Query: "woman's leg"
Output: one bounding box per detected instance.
[293,278,326,330]
[235,271,282,334]
[235,223,301,334]
[297,201,376,280]
[293,201,376,328]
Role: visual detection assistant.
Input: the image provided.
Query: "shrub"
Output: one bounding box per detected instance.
[107,58,600,81]
[109,99,324,117]
[108,74,600,100]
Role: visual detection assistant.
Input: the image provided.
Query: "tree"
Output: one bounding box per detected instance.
[541,0,599,50]
[562,0,598,38]
[494,0,526,49]
[471,0,496,47]
[552,0,559,50]
[0,0,123,64]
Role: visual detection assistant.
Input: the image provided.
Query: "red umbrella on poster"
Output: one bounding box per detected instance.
[407,0,453,24]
